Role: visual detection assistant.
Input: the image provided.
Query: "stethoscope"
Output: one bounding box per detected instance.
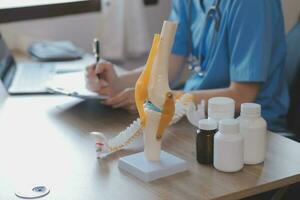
[187,0,222,77]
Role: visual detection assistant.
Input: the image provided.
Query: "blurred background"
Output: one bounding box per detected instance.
[0,0,299,69]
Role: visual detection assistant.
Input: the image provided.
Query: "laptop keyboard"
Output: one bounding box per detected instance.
[9,63,55,93]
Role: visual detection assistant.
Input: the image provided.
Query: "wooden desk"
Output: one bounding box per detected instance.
[0,95,300,200]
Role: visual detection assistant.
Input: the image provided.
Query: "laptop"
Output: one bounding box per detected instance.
[0,34,55,94]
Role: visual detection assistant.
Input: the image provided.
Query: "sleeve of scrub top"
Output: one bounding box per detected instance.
[168,0,189,56]
[228,0,272,82]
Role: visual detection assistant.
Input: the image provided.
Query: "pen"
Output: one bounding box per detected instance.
[93,38,101,79]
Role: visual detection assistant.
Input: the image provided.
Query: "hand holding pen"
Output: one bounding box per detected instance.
[85,38,136,111]
[85,38,120,97]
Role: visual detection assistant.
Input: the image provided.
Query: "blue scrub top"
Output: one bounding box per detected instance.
[169,0,289,132]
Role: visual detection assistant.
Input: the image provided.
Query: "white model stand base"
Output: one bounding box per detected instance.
[118,151,187,182]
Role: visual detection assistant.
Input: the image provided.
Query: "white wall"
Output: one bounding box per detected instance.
[0,0,171,56]
[0,0,298,55]
[0,13,102,53]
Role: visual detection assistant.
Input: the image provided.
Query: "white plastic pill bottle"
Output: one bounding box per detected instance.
[239,103,267,165]
[208,97,235,124]
[214,119,244,172]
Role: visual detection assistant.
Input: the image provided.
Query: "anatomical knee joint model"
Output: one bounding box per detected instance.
[91,21,205,160]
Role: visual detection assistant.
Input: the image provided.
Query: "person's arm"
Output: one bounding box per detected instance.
[91,0,188,112]
[118,67,143,88]
[169,55,187,87]
[188,82,261,112]
[104,54,186,111]
[185,0,275,113]
[118,54,187,88]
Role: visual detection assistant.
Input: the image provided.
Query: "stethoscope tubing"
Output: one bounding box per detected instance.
[187,0,221,77]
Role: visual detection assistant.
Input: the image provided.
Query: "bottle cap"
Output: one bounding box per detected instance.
[219,119,239,134]
[198,119,217,131]
[208,97,235,115]
[241,103,261,117]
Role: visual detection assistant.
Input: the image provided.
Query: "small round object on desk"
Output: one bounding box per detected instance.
[15,185,50,199]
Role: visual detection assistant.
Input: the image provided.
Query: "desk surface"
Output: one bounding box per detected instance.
[0,95,300,200]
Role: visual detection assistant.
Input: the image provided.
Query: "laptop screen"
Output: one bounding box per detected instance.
[0,33,16,89]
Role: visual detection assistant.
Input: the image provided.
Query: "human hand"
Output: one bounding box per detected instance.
[104,88,137,114]
[85,62,123,97]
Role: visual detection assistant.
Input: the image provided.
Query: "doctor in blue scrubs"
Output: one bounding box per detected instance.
[85,0,289,132]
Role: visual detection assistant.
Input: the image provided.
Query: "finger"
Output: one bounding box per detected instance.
[86,84,100,93]
[85,76,98,86]
[98,87,111,96]
[95,62,112,74]
[85,64,96,73]
[85,78,102,88]
[98,79,109,88]
[85,68,100,81]
[105,90,128,106]
[94,62,113,81]
[85,74,111,92]
[85,72,98,83]
[85,67,109,85]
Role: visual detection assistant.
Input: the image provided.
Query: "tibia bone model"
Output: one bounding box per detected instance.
[91,21,205,159]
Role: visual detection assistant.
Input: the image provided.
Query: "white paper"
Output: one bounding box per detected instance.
[46,71,107,100]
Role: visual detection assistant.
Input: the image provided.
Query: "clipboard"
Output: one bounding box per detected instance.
[47,86,107,100]
[46,71,108,100]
